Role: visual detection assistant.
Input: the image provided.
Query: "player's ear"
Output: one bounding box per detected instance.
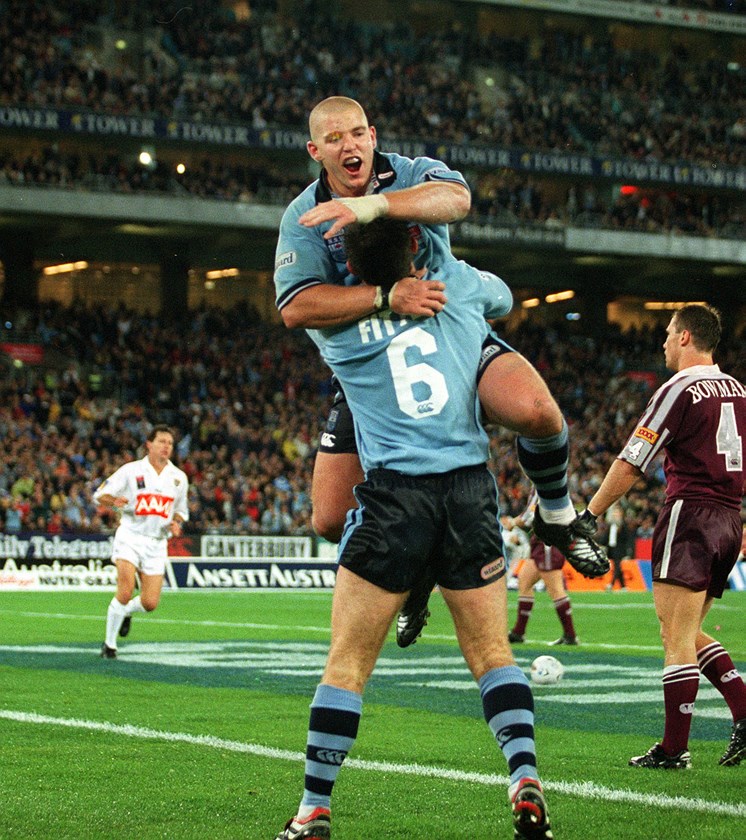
[307,140,322,162]
[346,259,357,275]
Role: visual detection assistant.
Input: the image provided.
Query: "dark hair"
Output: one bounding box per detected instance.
[673,304,722,353]
[344,218,412,291]
[147,424,175,442]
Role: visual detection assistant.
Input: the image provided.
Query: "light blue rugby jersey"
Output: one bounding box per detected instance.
[308,262,512,474]
[274,150,469,312]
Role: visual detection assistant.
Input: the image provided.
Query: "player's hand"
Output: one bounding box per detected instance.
[299,200,358,240]
[390,277,447,318]
[576,508,598,536]
[113,496,129,509]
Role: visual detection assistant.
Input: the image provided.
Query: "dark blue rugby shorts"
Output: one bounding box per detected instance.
[338,464,506,593]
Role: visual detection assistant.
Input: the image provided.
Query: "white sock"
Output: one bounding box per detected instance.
[105,597,128,648]
[538,502,576,526]
[125,595,147,616]
[296,804,324,820]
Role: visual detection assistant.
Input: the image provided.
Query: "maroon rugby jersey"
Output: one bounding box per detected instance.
[618,364,746,510]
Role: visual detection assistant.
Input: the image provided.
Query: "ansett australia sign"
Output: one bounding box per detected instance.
[165,559,337,590]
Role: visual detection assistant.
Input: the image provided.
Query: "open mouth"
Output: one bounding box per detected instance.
[343,156,363,174]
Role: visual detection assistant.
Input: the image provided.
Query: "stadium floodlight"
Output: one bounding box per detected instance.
[205,268,240,280]
[43,261,89,275]
[545,290,575,303]
[138,147,157,168]
[521,298,541,309]
[644,301,707,310]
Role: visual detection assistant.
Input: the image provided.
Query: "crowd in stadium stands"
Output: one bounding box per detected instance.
[619,0,742,10]
[0,145,308,207]
[1,1,745,170]
[1,1,744,542]
[2,301,744,542]
[2,145,743,240]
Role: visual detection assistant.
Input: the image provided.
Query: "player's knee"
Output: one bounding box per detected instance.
[523,398,564,438]
[312,509,344,544]
[141,597,159,612]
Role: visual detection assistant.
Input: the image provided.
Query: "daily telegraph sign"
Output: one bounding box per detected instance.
[0,534,117,590]
[0,533,113,560]
[0,533,333,591]
[2,105,744,192]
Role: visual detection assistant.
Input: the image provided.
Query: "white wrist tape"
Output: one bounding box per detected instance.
[338,193,388,224]
[387,281,399,311]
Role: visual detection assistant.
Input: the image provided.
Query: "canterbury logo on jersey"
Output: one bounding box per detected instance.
[134,494,174,518]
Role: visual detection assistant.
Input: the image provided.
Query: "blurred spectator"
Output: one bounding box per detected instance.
[1,300,743,539]
[0,1,744,169]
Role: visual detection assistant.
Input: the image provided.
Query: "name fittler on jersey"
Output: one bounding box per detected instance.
[134,493,175,518]
[358,313,408,344]
[686,379,746,403]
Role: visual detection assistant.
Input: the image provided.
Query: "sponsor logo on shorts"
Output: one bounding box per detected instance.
[481,557,505,580]
[320,432,336,448]
[274,251,296,270]
[633,426,659,444]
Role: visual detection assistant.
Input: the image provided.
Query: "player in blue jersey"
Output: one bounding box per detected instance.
[586,304,746,770]
[275,95,607,646]
[274,218,554,840]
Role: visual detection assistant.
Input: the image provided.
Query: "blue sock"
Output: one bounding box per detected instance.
[300,684,362,811]
[479,665,538,791]
[516,419,573,519]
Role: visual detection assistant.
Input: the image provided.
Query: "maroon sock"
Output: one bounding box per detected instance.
[553,596,576,639]
[512,597,534,636]
[661,664,700,755]
[698,642,746,722]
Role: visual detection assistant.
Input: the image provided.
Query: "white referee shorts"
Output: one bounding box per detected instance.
[112,528,169,576]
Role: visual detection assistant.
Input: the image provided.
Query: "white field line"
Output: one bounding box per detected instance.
[0,610,658,649]
[0,608,738,652]
[1,708,744,819]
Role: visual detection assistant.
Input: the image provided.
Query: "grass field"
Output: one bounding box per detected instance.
[1,588,745,839]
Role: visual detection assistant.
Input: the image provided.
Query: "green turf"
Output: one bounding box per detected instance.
[1,590,745,839]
